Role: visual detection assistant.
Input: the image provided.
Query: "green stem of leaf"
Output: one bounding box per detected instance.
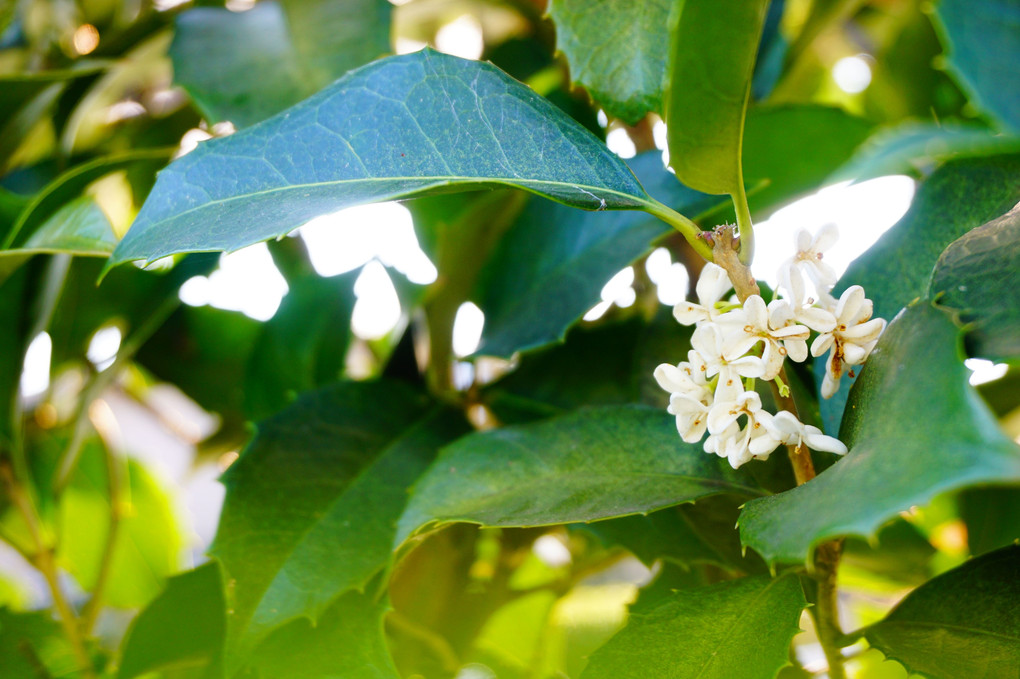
[812,540,848,679]
[644,201,714,262]
[731,182,754,266]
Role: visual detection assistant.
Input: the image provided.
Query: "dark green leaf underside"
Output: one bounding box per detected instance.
[112,50,653,267]
[864,544,1020,679]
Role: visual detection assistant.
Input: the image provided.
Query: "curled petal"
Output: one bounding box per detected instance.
[748,428,782,456]
[811,332,834,357]
[673,302,708,325]
[842,342,868,365]
[777,260,806,306]
[696,263,732,306]
[743,295,769,329]
[796,306,837,333]
[785,338,809,363]
[804,427,848,455]
[760,342,786,381]
[729,354,767,379]
[842,318,885,343]
[654,364,687,393]
[821,370,840,399]
[835,285,866,321]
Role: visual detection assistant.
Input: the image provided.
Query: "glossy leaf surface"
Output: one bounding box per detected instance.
[171,0,391,128]
[930,201,1020,362]
[548,0,670,123]
[118,562,226,679]
[665,0,769,195]
[396,405,764,546]
[741,304,1020,565]
[581,574,805,679]
[212,381,467,658]
[864,544,1020,679]
[111,50,659,267]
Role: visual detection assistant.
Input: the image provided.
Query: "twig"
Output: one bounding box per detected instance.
[708,225,846,679]
[79,439,125,636]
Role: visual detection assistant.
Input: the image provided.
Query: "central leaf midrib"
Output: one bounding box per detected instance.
[154,174,651,225]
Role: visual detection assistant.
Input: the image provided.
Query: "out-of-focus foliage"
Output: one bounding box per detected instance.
[0,1,1017,678]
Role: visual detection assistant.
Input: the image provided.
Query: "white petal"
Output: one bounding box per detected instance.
[821,371,840,399]
[707,401,741,435]
[813,223,839,252]
[767,299,795,327]
[673,302,708,325]
[748,428,781,456]
[743,295,768,329]
[654,364,687,393]
[811,333,834,357]
[835,285,866,322]
[842,318,885,343]
[797,306,837,333]
[785,339,808,363]
[729,355,766,379]
[760,342,785,381]
[843,343,867,365]
[696,263,732,306]
[777,260,805,307]
[795,228,812,252]
[804,428,847,455]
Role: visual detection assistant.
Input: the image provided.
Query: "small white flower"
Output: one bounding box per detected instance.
[673,263,733,325]
[704,390,783,468]
[810,285,886,398]
[777,223,840,306]
[655,353,716,443]
[717,296,810,379]
[760,410,848,455]
[690,323,767,380]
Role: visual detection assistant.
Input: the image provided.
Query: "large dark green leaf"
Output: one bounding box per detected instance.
[475,152,721,358]
[243,271,358,420]
[833,123,1020,182]
[243,591,399,679]
[863,545,1020,679]
[110,50,675,268]
[396,405,764,546]
[211,380,468,660]
[929,201,1020,362]
[0,608,80,679]
[118,562,226,679]
[171,0,391,128]
[959,487,1020,557]
[740,304,1020,566]
[547,0,670,124]
[819,154,1020,432]
[581,574,805,679]
[665,0,769,196]
[933,0,1020,131]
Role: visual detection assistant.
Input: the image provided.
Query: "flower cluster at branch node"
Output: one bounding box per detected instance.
[655,224,886,469]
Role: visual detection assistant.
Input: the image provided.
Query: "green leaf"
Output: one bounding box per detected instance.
[0,148,172,276]
[547,0,671,124]
[665,0,769,196]
[741,105,873,217]
[58,443,183,608]
[244,271,358,420]
[819,154,1020,433]
[740,303,1020,566]
[0,195,116,257]
[580,574,806,679]
[211,380,468,660]
[833,122,1020,182]
[0,268,30,446]
[171,0,391,128]
[929,201,1020,362]
[396,405,764,546]
[863,544,1020,679]
[0,608,80,679]
[579,495,764,573]
[243,591,400,679]
[118,562,226,679]
[933,0,1020,131]
[475,152,722,358]
[110,50,666,268]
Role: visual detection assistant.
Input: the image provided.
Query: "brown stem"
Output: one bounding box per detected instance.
[709,224,845,677]
[0,463,95,679]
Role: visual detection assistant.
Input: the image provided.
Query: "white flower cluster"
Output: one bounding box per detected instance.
[654,225,886,469]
